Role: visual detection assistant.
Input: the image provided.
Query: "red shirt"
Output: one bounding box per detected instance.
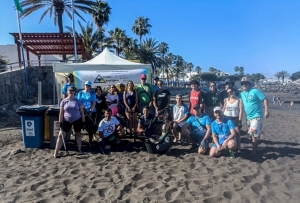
[189,90,203,114]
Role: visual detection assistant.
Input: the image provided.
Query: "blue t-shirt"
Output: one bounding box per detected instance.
[62,83,75,96]
[240,88,266,119]
[153,85,159,93]
[77,90,96,112]
[186,114,211,136]
[211,118,235,140]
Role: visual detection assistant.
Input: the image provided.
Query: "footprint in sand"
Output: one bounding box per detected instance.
[251,183,263,194]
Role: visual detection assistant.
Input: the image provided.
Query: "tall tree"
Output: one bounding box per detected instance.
[65,21,104,60]
[158,42,169,79]
[132,16,152,43]
[186,62,194,79]
[92,0,111,29]
[290,71,300,81]
[274,72,281,84]
[234,66,240,74]
[107,27,127,56]
[163,53,175,86]
[209,67,217,73]
[172,55,185,86]
[239,66,245,75]
[20,0,96,33]
[195,66,201,74]
[280,71,290,84]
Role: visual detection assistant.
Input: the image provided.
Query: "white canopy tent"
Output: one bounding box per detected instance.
[52,48,152,104]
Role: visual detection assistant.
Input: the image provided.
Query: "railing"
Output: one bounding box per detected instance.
[0,59,87,72]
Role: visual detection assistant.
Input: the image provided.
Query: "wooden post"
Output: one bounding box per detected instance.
[17,42,21,68]
[38,55,41,66]
[26,49,30,66]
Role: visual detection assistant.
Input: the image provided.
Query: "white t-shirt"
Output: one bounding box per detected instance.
[98,117,120,137]
[223,99,239,117]
[172,103,189,127]
[106,93,118,109]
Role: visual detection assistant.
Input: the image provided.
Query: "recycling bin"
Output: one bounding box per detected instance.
[16,105,48,148]
[47,106,70,148]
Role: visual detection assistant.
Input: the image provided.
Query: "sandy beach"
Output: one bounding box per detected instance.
[1,92,300,202]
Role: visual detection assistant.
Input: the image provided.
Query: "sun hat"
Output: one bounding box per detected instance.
[241,77,250,84]
[84,81,92,86]
[224,79,234,85]
[154,76,159,80]
[140,74,146,79]
[67,86,76,91]
[213,106,222,112]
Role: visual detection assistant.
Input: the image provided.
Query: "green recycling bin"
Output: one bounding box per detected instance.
[16,106,48,148]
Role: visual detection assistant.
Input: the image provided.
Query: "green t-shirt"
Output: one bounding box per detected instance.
[204,91,220,107]
[137,83,154,103]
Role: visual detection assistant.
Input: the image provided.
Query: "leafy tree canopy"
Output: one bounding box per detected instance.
[290,71,300,81]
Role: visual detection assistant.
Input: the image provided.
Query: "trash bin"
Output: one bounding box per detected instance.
[16,105,48,148]
[47,106,70,149]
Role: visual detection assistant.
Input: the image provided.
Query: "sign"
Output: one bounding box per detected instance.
[73,69,150,88]
[53,121,61,137]
[25,120,35,136]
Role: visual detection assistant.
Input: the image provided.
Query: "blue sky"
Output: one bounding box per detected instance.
[1,0,299,77]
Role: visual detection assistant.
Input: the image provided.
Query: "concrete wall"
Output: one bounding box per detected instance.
[0,66,55,105]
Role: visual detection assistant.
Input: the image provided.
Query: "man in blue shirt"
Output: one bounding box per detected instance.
[210,106,237,158]
[62,73,75,99]
[239,77,269,155]
[182,104,211,155]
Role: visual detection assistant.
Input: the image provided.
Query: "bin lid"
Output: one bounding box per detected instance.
[17,105,48,116]
[47,105,60,116]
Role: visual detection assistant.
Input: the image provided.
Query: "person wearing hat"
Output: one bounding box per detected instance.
[54,86,85,157]
[239,77,269,155]
[137,74,155,114]
[203,81,221,121]
[61,73,76,99]
[219,79,240,106]
[153,76,159,92]
[210,106,237,158]
[77,81,97,145]
[181,104,211,155]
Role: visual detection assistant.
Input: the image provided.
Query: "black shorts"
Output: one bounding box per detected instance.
[102,131,119,146]
[225,116,239,127]
[62,117,82,133]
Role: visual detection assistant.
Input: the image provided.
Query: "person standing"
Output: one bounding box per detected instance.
[240,77,269,155]
[61,73,75,99]
[272,95,276,105]
[124,80,139,136]
[189,80,204,114]
[153,76,159,92]
[77,81,97,145]
[204,81,221,121]
[106,84,119,116]
[222,87,243,153]
[137,74,154,114]
[95,86,107,124]
[171,94,189,142]
[117,83,126,117]
[210,107,237,158]
[219,79,239,106]
[153,80,171,114]
[54,86,85,157]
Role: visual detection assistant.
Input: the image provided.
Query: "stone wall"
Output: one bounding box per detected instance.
[0,66,55,105]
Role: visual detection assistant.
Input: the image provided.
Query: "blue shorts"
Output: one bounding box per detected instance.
[212,138,226,148]
[190,132,204,145]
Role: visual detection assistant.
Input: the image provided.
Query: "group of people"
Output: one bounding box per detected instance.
[53,73,269,158]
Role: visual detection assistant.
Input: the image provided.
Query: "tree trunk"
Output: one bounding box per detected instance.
[57,12,67,61]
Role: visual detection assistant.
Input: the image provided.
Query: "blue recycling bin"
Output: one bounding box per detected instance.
[17,106,48,148]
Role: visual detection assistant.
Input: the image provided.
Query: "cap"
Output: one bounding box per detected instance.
[224,79,234,85]
[67,86,76,91]
[213,106,222,112]
[84,81,92,86]
[67,73,74,78]
[140,74,146,79]
[241,77,250,84]
[193,104,201,110]
[154,76,159,80]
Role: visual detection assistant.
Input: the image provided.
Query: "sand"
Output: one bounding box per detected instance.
[1,93,300,202]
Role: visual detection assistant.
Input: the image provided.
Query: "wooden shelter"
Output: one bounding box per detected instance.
[10,33,86,67]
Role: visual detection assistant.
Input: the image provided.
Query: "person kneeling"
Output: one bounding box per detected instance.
[98,108,125,149]
[210,107,237,158]
[182,104,211,155]
[145,109,173,154]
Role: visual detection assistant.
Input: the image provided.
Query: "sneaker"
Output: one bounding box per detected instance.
[228,150,235,158]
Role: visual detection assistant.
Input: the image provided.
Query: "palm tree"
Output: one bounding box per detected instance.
[195,66,201,74]
[132,16,152,43]
[20,0,96,33]
[280,71,290,84]
[92,0,111,29]
[122,37,138,60]
[163,53,175,86]
[65,21,104,60]
[209,67,217,73]
[274,72,281,85]
[107,27,127,56]
[173,55,185,86]
[234,66,240,74]
[158,42,169,78]
[186,62,194,80]
[135,38,163,74]
[239,66,245,75]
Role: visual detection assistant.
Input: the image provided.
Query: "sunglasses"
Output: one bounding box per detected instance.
[141,78,146,80]
[214,110,221,114]
[241,82,249,86]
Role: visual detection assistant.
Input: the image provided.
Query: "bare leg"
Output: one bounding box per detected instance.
[132,112,138,133]
[54,131,65,157]
[251,136,258,155]
[125,112,132,134]
[75,132,82,152]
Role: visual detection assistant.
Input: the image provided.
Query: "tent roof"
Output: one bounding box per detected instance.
[53,47,151,72]
[84,48,141,65]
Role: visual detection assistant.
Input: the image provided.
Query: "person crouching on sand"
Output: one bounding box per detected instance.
[181,104,211,155]
[210,107,237,158]
[98,108,125,149]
